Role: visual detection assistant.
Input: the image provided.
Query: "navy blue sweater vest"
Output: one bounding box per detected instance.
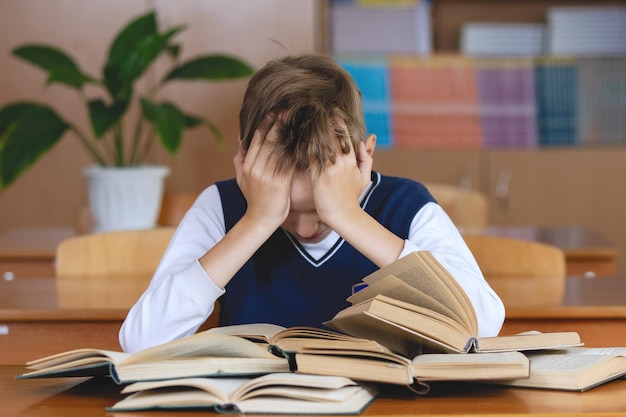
[215,172,435,328]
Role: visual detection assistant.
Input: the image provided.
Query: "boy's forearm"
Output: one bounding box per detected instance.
[331,208,404,268]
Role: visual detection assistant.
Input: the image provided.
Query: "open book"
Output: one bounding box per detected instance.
[108,373,377,415]
[16,331,289,384]
[207,323,530,387]
[324,251,582,356]
[494,347,626,391]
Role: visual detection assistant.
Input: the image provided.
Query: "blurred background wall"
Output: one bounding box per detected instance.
[0,0,321,230]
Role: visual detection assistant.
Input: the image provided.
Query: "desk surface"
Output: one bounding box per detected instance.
[0,227,74,260]
[3,365,626,417]
[476,225,618,260]
[2,274,626,360]
[3,274,626,322]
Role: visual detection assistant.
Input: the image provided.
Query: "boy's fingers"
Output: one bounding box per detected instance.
[242,130,263,170]
[242,121,286,178]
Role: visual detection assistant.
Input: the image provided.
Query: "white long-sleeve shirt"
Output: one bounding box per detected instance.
[119,180,505,353]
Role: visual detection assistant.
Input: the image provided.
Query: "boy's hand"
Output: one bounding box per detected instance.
[234,124,293,229]
[312,139,372,229]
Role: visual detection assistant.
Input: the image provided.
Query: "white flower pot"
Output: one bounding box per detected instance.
[83,165,170,232]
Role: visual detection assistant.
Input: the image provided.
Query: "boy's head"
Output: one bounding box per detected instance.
[239,53,366,174]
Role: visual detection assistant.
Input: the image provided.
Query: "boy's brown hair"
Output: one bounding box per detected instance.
[239,53,366,175]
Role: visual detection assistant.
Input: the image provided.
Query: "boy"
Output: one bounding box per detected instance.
[119,54,504,353]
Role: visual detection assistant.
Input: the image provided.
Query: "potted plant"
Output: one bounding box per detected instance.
[0,10,253,232]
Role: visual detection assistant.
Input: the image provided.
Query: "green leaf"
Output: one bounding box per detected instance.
[12,45,94,88]
[88,98,129,138]
[193,116,224,145]
[166,44,181,60]
[0,102,69,189]
[179,112,224,144]
[104,11,184,98]
[107,11,158,68]
[164,54,254,81]
[140,99,186,155]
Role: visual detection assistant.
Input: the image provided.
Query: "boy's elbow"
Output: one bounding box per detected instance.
[478,293,506,337]
[119,321,140,353]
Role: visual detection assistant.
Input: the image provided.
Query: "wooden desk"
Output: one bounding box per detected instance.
[0,227,74,279]
[3,365,626,416]
[470,226,619,277]
[0,277,127,364]
[501,274,626,347]
[3,273,626,364]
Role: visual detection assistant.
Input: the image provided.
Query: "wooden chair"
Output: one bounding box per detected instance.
[55,227,175,309]
[463,235,567,308]
[424,182,489,232]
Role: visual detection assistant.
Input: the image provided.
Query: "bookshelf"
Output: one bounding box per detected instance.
[325,1,626,149]
[320,0,626,277]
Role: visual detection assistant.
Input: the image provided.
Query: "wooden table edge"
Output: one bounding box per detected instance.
[0,308,128,321]
[506,306,626,319]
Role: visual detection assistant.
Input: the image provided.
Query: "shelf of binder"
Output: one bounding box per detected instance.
[328,2,626,150]
[335,54,626,149]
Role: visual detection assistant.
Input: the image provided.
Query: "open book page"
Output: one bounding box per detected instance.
[110,332,290,383]
[120,332,278,365]
[411,351,530,381]
[24,348,129,371]
[17,349,131,379]
[347,274,467,329]
[293,351,413,385]
[326,294,473,355]
[272,327,393,354]
[476,331,583,352]
[112,356,291,384]
[206,323,287,343]
[17,331,289,381]
[501,347,626,391]
[108,373,377,415]
[361,251,477,335]
[209,324,393,355]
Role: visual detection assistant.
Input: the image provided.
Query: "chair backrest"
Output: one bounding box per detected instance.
[56,227,175,277]
[463,235,567,307]
[158,192,198,226]
[424,182,489,232]
[55,227,175,308]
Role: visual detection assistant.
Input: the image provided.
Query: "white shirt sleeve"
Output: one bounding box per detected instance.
[119,186,227,353]
[399,202,505,338]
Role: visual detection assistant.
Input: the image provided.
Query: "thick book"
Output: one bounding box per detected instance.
[107,373,377,415]
[207,323,530,388]
[495,347,626,391]
[16,331,290,383]
[324,251,582,356]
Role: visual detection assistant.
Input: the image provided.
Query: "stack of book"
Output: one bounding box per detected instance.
[16,251,626,412]
[547,6,626,57]
[330,0,432,56]
[388,56,482,149]
[534,57,579,146]
[474,57,538,148]
[577,58,626,146]
[338,55,626,149]
[461,23,546,57]
[17,328,377,414]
